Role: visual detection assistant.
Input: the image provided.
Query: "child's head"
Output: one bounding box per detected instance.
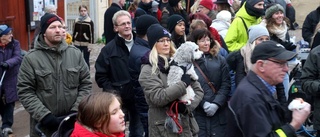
[167,14,185,35]
[77,91,125,135]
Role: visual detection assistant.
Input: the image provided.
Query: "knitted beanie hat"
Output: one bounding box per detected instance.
[265,4,285,19]
[169,0,181,7]
[135,14,159,35]
[248,24,269,44]
[0,25,12,37]
[216,10,232,22]
[200,0,214,10]
[147,24,171,47]
[167,14,185,33]
[40,13,62,34]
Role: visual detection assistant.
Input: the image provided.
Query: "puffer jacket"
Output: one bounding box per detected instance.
[193,54,230,137]
[0,38,22,103]
[224,2,261,52]
[17,34,92,136]
[139,53,204,137]
[211,19,230,39]
[301,45,320,130]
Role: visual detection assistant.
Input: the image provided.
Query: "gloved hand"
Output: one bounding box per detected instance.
[0,62,8,69]
[203,102,219,116]
[41,114,61,130]
[170,101,188,114]
[181,73,192,87]
[282,42,297,51]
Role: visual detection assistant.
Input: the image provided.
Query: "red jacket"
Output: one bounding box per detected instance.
[70,122,125,137]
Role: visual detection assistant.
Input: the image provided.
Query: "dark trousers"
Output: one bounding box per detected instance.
[0,98,14,129]
[75,46,90,69]
[124,102,144,137]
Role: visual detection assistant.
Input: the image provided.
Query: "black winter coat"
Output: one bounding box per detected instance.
[104,3,121,44]
[227,71,296,137]
[95,33,136,105]
[302,6,320,43]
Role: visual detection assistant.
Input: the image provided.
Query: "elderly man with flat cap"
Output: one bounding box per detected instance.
[17,13,92,136]
[227,41,311,137]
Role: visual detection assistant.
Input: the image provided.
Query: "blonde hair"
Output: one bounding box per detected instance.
[311,22,320,47]
[149,42,176,74]
[189,19,207,34]
[77,91,122,135]
[190,0,200,14]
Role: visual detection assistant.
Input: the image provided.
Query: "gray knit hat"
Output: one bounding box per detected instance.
[248,25,269,44]
[265,4,285,19]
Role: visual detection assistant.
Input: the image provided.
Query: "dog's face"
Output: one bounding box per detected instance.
[173,41,203,63]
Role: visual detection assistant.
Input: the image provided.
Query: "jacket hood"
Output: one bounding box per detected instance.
[235,3,260,22]
[211,19,230,31]
[34,34,69,53]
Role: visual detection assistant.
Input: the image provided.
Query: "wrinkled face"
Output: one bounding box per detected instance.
[254,1,265,10]
[156,37,171,56]
[114,15,132,39]
[254,35,270,45]
[197,5,210,14]
[0,30,13,44]
[174,21,185,36]
[105,98,125,134]
[79,7,88,17]
[44,21,63,45]
[259,58,289,85]
[196,36,211,52]
[272,11,284,26]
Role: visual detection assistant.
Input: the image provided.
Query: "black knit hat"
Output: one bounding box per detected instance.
[147,24,171,47]
[169,0,181,7]
[167,14,185,33]
[40,13,62,34]
[136,15,159,36]
[251,41,297,63]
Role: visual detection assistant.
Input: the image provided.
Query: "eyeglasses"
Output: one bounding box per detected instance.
[267,58,288,68]
[157,38,171,44]
[116,21,131,27]
[198,38,211,44]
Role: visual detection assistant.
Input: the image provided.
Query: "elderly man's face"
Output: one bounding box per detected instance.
[260,59,289,85]
[114,15,132,40]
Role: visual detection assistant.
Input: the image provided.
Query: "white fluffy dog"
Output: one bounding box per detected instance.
[167,41,203,105]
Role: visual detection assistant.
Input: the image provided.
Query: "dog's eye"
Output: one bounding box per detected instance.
[195,49,198,52]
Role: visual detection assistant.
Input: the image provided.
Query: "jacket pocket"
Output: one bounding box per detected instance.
[83,33,89,40]
[35,70,53,90]
[66,67,80,89]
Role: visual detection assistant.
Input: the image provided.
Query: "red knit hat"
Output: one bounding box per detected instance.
[200,0,213,10]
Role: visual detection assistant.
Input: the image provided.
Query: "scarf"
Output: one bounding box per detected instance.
[141,51,169,74]
[268,21,287,41]
[240,42,256,73]
[78,14,88,21]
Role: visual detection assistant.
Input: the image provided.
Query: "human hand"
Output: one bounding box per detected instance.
[181,73,192,87]
[290,102,311,130]
[0,62,8,69]
[203,102,219,116]
[171,101,188,114]
[41,114,61,130]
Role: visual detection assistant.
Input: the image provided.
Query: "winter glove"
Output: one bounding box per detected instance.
[203,102,219,116]
[41,114,61,130]
[169,101,188,114]
[181,73,192,87]
[282,42,297,51]
[0,62,8,69]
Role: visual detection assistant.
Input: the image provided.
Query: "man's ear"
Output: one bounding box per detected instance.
[113,26,118,33]
[43,34,46,37]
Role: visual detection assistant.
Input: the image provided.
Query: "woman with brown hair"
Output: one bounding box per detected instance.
[187,28,230,137]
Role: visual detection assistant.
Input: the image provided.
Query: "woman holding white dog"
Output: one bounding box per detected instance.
[139,24,204,137]
[187,28,230,137]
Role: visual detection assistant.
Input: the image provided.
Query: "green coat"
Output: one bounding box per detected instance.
[139,64,204,137]
[17,35,92,136]
[224,2,261,52]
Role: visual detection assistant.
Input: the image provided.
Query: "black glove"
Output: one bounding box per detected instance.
[0,62,8,69]
[41,114,61,130]
[171,101,188,114]
[181,73,192,87]
[282,42,296,51]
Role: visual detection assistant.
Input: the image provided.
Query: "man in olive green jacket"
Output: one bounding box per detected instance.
[17,14,92,137]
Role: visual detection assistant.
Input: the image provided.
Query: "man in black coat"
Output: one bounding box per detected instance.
[227,41,311,137]
[302,6,320,44]
[103,0,124,44]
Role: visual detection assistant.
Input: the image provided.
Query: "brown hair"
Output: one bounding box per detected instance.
[79,5,88,11]
[189,19,207,34]
[187,28,220,56]
[77,91,122,135]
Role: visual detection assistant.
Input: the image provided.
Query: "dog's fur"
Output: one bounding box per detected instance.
[167,41,203,105]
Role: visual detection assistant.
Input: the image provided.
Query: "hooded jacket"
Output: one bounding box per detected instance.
[224,2,261,52]
[17,35,92,136]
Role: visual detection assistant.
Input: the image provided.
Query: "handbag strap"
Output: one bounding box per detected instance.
[193,61,216,93]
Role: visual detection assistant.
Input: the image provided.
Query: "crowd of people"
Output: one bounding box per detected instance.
[1,0,320,137]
